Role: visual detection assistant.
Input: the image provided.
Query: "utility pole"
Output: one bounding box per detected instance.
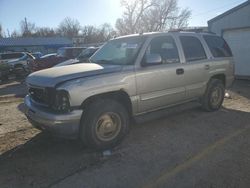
[7,29,10,37]
[24,17,28,35]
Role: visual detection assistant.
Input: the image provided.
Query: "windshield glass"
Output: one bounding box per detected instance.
[78,48,96,60]
[90,36,145,65]
[57,48,66,57]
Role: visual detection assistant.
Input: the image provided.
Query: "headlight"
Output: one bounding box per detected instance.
[53,90,70,112]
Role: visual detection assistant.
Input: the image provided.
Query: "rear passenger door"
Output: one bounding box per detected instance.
[178,35,210,99]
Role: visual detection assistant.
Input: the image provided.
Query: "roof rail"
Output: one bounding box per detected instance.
[199,31,216,35]
[168,28,216,35]
[168,29,186,32]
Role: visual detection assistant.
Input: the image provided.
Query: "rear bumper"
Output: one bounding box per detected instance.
[24,95,82,139]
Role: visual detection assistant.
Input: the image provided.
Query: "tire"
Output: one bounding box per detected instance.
[201,79,225,112]
[80,99,130,150]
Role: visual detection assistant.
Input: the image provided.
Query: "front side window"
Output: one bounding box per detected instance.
[90,36,145,65]
[203,35,232,57]
[180,36,207,62]
[144,36,180,64]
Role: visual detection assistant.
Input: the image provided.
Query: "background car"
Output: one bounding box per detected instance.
[0,52,35,77]
[54,47,99,67]
[0,62,10,81]
[0,52,25,63]
[28,53,57,71]
[40,53,57,59]
[31,52,43,59]
[30,47,86,72]
[77,47,99,61]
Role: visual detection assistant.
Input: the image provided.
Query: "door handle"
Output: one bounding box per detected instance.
[176,68,184,75]
[205,64,210,70]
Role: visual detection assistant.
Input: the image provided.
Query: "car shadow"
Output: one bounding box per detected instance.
[1,106,250,188]
[17,102,26,113]
[0,131,103,188]
[228,79,250,100]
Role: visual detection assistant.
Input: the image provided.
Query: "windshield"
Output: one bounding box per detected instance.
[57,48,66,57]
[78,48,97,60]
[90,36,145,65]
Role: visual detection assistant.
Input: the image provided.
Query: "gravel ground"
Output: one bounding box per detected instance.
[0,79,27,98]
[0,80,249,188]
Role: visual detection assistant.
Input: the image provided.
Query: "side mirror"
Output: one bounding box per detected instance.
[144,53,162,66]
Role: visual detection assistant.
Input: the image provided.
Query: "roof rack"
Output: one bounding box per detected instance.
[168,28,215,35]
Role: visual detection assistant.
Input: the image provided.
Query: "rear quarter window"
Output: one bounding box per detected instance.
[180,36,207,62]
[203,35,232,57]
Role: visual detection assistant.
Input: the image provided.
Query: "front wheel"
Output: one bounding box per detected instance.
[201,79,225,112]
[80,99,130,150]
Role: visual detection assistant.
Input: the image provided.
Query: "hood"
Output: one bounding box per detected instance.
[6,58,20,64]
[54,58,79,67]
[26,63,122,87]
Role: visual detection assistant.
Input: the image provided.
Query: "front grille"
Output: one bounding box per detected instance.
[29,86,48,105]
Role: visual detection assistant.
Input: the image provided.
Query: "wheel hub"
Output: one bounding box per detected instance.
[96,112,121,141]
[211,87,222,106]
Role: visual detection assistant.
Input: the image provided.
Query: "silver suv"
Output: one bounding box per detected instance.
[24,32,235,149]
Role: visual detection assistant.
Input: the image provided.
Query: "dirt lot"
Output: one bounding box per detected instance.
[0,80,250,188]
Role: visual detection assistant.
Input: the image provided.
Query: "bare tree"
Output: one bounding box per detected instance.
[58,17,81,39]
[0,24,6,38]
[174,8,191,29]
[116,0,191,35]
[81,25,98,43]
[81,24,116,44]
[98,23,116,41]
[20,17,36,37]
[11,30,19,38]
[34,27,57,37]
[116,0,154,35]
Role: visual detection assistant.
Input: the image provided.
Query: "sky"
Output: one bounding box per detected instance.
[0,0,247,34]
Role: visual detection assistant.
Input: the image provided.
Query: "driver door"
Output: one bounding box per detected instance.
[135,35,186,113]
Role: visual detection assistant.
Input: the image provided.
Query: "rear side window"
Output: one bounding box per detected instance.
[180,36,207,62]
[203,35,232,57]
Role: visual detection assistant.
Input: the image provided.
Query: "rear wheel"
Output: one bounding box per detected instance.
[201,79,225,111]
[80,99,130,150]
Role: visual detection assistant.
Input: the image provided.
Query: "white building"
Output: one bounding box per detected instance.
[208,0,250,77]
